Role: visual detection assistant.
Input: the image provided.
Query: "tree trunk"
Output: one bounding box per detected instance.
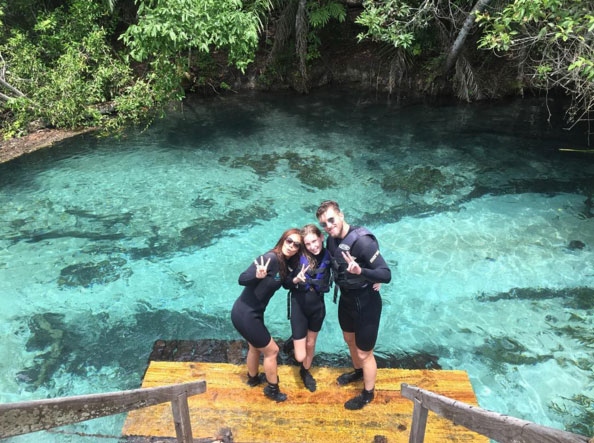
[266,0,298,66]
[442,0,493,74]
[295,0,309,92]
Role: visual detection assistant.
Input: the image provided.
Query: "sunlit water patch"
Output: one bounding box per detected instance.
[1,90,593,440]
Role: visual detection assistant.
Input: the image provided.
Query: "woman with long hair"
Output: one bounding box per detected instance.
[231,228,302,402]
[287,224,332,392]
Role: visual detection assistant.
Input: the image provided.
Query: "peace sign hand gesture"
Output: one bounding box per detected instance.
[293,263,310,284]
[341,251,362,275]
[254,256,271,279]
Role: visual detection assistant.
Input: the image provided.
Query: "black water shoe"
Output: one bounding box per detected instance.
[246,372,267,387]
[300,366,317,392]
[336,368,363,386]
[344,388,374,410]
[263,382,287,402]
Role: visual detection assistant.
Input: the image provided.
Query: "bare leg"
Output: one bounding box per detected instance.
[247,343,261,377]
[343,331,362,369]
[356,348,376,391]
[293,337,307,364]
[258,338,280,384]
[303,330,319,370]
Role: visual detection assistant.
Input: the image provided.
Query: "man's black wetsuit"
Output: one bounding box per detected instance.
[231,251,288,348]
[327,226,391,351]
[288,249,331,340]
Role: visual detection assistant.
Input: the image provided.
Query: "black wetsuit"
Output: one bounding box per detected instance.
[327,226,391,351]
[288,249,330,340]
[231,252,288,348]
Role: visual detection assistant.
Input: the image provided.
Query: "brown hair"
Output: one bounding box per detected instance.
[316,200,341,219]
[270,228,302,280]
[300,224,323,270]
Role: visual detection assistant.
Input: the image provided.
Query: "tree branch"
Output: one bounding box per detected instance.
[0,77,26,98]
[442,0,493,74]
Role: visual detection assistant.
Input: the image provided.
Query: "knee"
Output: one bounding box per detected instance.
[343,333,356,347]
[263,341,279,358]
[305,338,316,351]
[356,349,373,363]
[294,348,306,363]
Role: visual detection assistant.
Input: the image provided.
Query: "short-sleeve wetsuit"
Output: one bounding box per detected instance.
[231,251,287,348]
[326,226,391,351]
[288,249,331,340]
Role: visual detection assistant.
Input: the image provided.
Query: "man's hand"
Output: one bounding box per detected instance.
[342,251,361,275]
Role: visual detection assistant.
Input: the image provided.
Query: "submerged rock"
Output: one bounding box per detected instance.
[478,286,594,310]
[220,151,336,189]
[17,313,68,390]
[475,336,553,372]
[58,258,130,288]
[15,307,235,391]
[567,240,586,250]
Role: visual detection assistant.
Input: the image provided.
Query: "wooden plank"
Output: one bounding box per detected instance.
[0,381,205,438]
[123,362,487,443]
[401,384,590,443]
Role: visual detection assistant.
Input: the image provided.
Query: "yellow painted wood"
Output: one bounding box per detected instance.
[122,361,488,442]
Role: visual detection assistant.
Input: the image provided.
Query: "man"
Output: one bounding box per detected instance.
[316,200,391,410]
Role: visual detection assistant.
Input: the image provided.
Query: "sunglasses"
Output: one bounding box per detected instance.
[285,238,301,248]
[319,217,336,228]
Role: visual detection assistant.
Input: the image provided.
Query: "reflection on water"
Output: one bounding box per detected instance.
[1,89,593,440]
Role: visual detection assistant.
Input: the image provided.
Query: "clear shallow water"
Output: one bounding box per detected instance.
[1,90,593,441]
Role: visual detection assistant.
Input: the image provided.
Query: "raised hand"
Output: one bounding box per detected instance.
[293,263,310,284]
[341,251,361,275]
[254,256,271,279]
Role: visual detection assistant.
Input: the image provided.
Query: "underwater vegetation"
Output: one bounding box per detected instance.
[58,258,130,288]
[14,307,234,391]
[478,287,594,310]
[219,151,337,189]
[476,285,593,435]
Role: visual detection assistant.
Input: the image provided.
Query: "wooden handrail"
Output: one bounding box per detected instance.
[0,380,206,442]
[401,383,592,443]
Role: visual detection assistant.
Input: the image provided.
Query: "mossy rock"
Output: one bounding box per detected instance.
[58,258,129,288]
[381,166,451,194]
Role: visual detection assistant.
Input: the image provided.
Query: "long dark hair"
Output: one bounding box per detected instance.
[270,228,302,280]
[300,224,323,270]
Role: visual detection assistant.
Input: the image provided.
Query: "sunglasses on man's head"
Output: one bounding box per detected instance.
[319,217,336,228]
[285,238,301,247]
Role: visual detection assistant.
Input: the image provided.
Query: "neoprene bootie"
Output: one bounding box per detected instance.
[299,365,317,392]
[336,368,363,386]
[344,388,374,410]
[263,381,287,402]
[246,372,266,387]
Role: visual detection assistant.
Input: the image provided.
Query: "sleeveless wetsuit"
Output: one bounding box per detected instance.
[231,251,285,348]
[289,249,331,340]
[326,226,391,351]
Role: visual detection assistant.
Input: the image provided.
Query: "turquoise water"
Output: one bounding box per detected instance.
[1,90,593,441]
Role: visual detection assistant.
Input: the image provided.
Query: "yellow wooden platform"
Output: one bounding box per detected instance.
[122,361,487,442]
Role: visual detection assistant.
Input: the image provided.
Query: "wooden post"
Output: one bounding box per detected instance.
[409,398,428,443]
[171,392,193,443]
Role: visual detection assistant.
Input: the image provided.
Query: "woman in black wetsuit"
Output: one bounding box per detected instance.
[231,228,302,402]
[288,224,331,392]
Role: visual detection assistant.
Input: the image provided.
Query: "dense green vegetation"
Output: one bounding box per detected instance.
[0,0,592,139]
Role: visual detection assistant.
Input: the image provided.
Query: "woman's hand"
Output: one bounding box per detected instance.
[293,263,310,284]
[373,283,382,291]
[254,256,271,279]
